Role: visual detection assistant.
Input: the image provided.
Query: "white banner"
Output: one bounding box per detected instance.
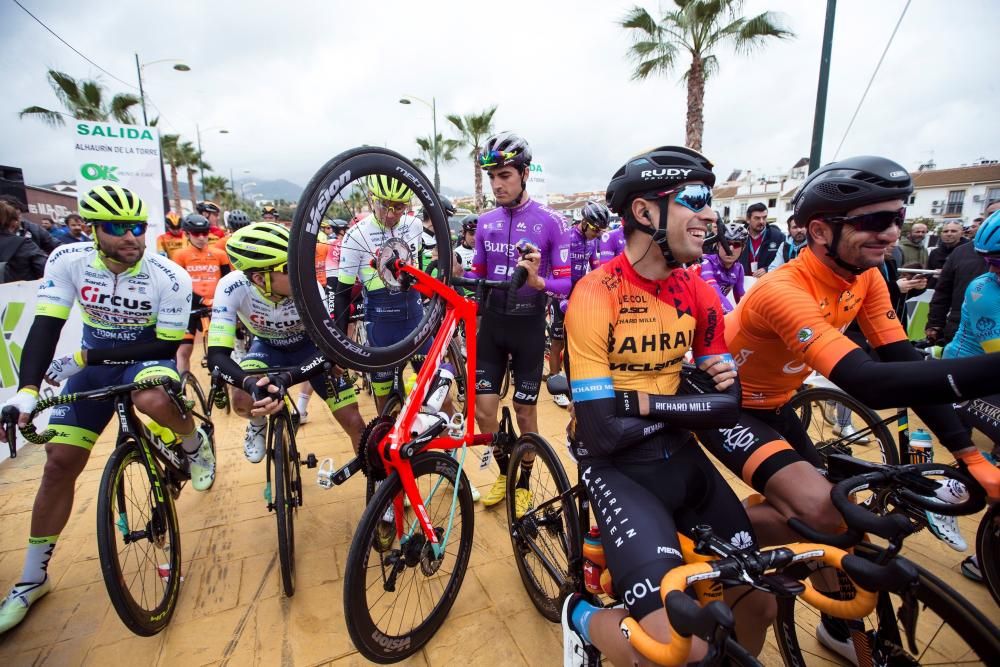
[72,120,165,238]
[527,161,547,205]
[0,280,85,464]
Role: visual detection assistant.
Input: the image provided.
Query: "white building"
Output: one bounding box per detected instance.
[908,162,1000,225]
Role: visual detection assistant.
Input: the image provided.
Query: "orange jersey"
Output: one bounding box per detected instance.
[212,234,230,256]
[173,244,230,300]
[315,240,328,286]
[726,246,907,409]
[156,232,188,261]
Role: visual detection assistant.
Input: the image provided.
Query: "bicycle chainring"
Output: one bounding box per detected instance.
[358,415,395,481]
[374,238,414,293]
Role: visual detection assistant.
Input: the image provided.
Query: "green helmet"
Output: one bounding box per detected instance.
[79,184,148,222]
[226,222,290,272]
[367,174,413,203]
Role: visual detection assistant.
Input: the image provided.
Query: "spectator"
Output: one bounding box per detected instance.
[964,216,983,241]
[0,195,59,254]
[899,221,929,267]
[768,215,807,271]
[58,213,92,244]
[39,217,54,232]
[0,201,47,283]
[926,199,1000,343]
[738,201,784,277]
[926,221,965,288]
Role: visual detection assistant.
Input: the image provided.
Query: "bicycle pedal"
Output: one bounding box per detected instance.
[317,457,336,489]
[304,453,318,469]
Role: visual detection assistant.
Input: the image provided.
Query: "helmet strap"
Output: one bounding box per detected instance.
[504,166,529,208]
[823,223,866,276]
[630,198,678,266]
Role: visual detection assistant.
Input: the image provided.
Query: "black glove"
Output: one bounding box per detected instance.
[679,364,718,395]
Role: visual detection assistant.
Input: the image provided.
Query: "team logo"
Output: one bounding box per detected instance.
[797,327,813,343]
[886,309,896,320]
[560,248,569,263]
[730,531,754,550]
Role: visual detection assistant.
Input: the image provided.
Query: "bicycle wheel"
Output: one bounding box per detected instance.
[773,542,1000,665]
[343,452,475,662]
[506,433,581,622]
[96,439,182,635]
[272,412,298,596]
[787,387,898,467]
[289,147,452,370]
[445,338,467,416]
[498,360,511,400]
[976,503,1000,608]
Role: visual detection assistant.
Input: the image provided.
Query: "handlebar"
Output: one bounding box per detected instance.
[2,406,19,458]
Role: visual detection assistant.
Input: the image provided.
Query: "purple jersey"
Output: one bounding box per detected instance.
[468,198,571,316]
[569,225,599,286]
[696,253,746,313]
[597,227,625,265]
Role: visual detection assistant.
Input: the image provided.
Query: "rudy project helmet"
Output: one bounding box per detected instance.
[228,209,251,231]
[367,175,413,203]
[478,131,532,170]
[973,210,1000,256]
[197,200,221,215]
[605,146,716,216]
[165,211,182,230]
[581,201,611,229]
[182,213,211,233]
[226,222,290,272]
[79,184,148,222]
[721,221,749,244]
[792,156,913,225]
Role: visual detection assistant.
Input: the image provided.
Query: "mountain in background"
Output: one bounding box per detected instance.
[247,179,304,201]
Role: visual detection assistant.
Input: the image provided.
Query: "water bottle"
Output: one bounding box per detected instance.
[422,363,455,414]
[582,526,606,595]
[909,428,934,464]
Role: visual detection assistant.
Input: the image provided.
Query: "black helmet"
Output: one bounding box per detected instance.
[479,131,532,170]
[461,215,478,233]
[329,218,349,231]
[196,200,221,215]
[439,195,456,216]
[581,201,611,229]
[792,156,913,225]
[182,213,211,233]
[720,220,749,243]
[606,146,716,215]
[228,209,250,231]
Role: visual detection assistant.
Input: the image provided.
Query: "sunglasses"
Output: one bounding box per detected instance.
[477,149,517,168]
[188,230,210,237]
[824,207,905,233]
[643,183,713,213]
[375,199,407,213]
[99,221,147,237]
[581,220,604,232]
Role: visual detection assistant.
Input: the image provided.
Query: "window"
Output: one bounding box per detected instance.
[785,200,794,211]
[908,194,916,205]
[986,187,1000,207]
[768,198,777,208]
[945,190,964,215]
[739,202,747,217]
[722,205,730,219]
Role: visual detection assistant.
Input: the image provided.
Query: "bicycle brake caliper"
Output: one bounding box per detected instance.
[897,584,920,654]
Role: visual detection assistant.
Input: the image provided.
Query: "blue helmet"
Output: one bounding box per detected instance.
[974,210,1000,256]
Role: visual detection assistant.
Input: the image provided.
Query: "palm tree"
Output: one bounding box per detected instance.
[413,134,462,191]
[202,175,230,201]
[446,106,497,211]
[160,134,185,215]
[621,1,792,151]
[19,69,140,127]
[180,141,210,204]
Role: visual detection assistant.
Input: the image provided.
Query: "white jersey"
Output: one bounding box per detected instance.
[208,270,309,349]
[455,244,475,272]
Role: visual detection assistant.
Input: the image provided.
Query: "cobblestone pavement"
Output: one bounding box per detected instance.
[0,362,994,665]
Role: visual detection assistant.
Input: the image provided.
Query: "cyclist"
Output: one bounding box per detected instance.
[561,146,773,666]
[596,219,625,266]
[694,220,747,313]
[207,222,364,461]
[0,185,211,634]
[213,209,250,256]
[156,211,187,260]
[549,200,607,407]
[261,204,278,222]
[466,132,571,511]
[174,213,231,374]
[452,214,477,275]
[196,200,227,242]
[692,156,1000,661]
[332,175,426,412]
[420,195,456,273]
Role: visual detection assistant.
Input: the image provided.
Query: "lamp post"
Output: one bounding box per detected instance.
[399,94,439,191]
[196,124,229,201]
[135,55,190,214]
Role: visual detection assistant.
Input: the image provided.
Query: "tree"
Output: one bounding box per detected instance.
[180,142,210,205]
[621,0,792,151]
[446,106,497,212]
[413,134,462,191]
[160,134,185,215]
[19,69,140,127]
[201,175,230,201]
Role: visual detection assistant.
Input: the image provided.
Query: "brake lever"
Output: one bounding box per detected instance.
[2,406,19,458]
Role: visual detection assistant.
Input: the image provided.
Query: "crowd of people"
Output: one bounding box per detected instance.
[0,133,998,667]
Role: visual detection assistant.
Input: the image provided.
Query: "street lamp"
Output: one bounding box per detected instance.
[399,94,439,191]
[240,182,257,199]
[196,124,229,201]
[134,55,190,215]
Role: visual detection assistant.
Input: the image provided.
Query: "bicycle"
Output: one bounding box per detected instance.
[2,375,214,636]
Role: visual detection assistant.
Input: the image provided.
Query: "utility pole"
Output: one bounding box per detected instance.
[808,0,837,174]
[135,53,171,215]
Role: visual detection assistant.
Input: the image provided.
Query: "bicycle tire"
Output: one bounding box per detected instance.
[505,433,581,623]
[787,386,898,467]
[343,452,475,663]
[289,147,452,370]
[976,503,1000,608]
[773,542,1000,665]
[272,411,297,596]
[97,439,181,635]
[445,338,467,416]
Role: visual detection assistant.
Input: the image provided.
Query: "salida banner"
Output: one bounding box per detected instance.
[0,280,85,464]
[72,120,165,237]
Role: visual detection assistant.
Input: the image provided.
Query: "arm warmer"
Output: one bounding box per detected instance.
[829,344,1000,411]
[17,315,65,390]
[615,376,741,430]
[87,340,182,366]
[333,280,353,332]
[573,397,670,457]
[207,346,327,392]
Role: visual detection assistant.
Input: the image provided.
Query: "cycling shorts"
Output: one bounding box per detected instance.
[47,360,180,450]
[697,402,819,493]
[549,303,565,341]
[581,443,756,619]
[240,339,357,411]
[956,394,1000,445]
[365,318,429,398]
[475,310,545,405]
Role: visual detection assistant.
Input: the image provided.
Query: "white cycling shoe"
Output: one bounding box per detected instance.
[188,429,216,491]
[833,423,870,444]
[926,511,967,551]
[0,578,51,634]
[244,421,267,464]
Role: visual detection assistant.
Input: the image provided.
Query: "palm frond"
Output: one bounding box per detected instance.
[18,106,66,127]
[732,11,794,55]
[620,6,659,36]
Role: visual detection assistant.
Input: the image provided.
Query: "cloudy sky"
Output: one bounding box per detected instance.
[2,0,998,197]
